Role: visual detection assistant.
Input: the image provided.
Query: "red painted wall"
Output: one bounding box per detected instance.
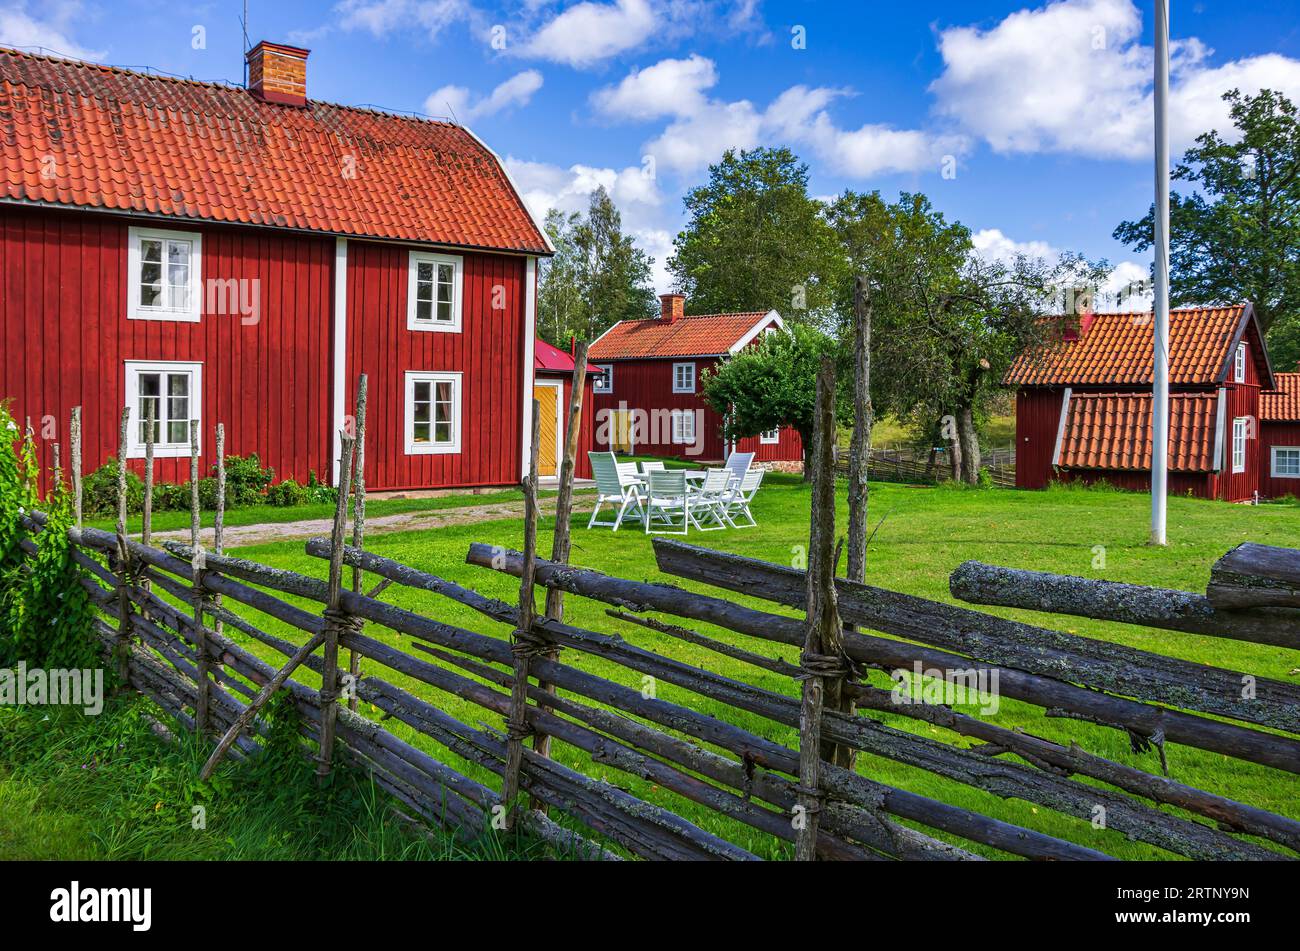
[1015,388,1065,489]
[591,356,802,462]
[1056,468,1214,497]
[1,204,334,495]
[536,370,595,480]
[344,240,526,492]
[1261,421,1300,499]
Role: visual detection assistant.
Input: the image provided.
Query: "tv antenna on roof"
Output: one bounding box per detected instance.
[240,1,251,88]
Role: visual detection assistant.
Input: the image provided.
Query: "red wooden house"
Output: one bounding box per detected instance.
[587,294,803,465]
[1260,371,1300,499]
[1006,304,1277,501]
[532,337,598,481]
[0,42,556,494]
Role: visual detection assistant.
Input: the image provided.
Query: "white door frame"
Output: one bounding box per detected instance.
[532,379,564,477]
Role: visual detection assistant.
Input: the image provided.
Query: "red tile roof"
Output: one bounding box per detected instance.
[1007,305,1258,387]
[589,311,775,360]
[1262,373,1300,422]
[1056,391,1220,473]
[534,337,599,375]
[0,48,549,254]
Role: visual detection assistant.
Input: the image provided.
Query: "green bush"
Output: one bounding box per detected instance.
[222,454,274,507]
[82,457,144,517]
[266,479,309,507]
[0,401,36,656]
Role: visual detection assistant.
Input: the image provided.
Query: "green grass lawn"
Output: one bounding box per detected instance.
[181,474,1298,861]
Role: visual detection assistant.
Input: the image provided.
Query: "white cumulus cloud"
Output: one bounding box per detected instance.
[426,70,543,122]
[972,228,1151,310]
[0,1,105,60]
[523,0,658,68]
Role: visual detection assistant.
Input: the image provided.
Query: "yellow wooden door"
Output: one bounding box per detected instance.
[611,409,632,453]
[534,385,559,477]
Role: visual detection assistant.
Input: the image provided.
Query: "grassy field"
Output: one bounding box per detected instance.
[188,474,1300,861]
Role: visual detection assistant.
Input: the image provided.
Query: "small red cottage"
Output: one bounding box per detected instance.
[532,338,598,480]
[1260,371,1300,499]
[0,42,555,494]
[1007,304,1277,501]
[587,294,803,464]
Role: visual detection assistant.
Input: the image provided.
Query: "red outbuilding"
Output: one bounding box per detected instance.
[1260,371,1300,499]
[1006,304,1277,501]
[587,294,803,466]
[531,337,599,481]
[0,42,558,495]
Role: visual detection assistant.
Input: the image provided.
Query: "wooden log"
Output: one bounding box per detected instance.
[846,275,873,585]
[318,433,355,778]
[349,374,368,712]
[142,402,155,545]
[646,541,1300,772]
[114,406,132,686]
[1208,543,1300,610]
[70,406,82,528]
[950,560,1300,651]
[213,423,225,642]
[188,420,210,736]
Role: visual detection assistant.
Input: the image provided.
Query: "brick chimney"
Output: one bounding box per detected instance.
[659,293,685,323]
[246,41,310,107]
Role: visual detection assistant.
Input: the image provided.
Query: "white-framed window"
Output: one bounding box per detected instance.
[760,428,780,445]
[1272,447,1300,479]
[1235,343,1247,382]
[406,251,463,332]
[405,371,462,454]
[128,226,202,322]
[671,409,696,445]
[124,361,202,458]
[593,364,613,394]
[672,362,696,394]
[1232,417,1248,473]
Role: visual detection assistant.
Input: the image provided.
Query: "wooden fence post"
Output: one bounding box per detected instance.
[214,424,225,641]
[348,374,368,712]
[794,356,847,861]
[501,401,543,829]
[70,406,82,528]
[142,403,155,546]
[114,407,133,686]
[317,433,356,779]
[190,420,211,736]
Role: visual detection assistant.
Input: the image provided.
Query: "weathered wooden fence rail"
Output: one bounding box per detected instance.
[11,382,1299,861]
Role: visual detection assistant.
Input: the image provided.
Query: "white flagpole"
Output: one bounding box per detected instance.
[1151,0,1170,546]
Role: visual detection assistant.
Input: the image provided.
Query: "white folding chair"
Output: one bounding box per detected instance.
[587,451,644,530]
[723,451,755,488]
[644,469,689,535]
[639,460,666,475]
[689,467,732,531]
[720,469,764,528]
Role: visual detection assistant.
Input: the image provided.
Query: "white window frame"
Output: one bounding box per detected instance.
[127,226,202,322]
[124,360,202,459]
[1232,417,1248,474]
[672,362,696,394]
[404,371,462,454]
[1235,343,1247,383]
[760,428,780,445]
[592,364,614,394]
[406,250,464,333]
[671,409,696,445]
[1271,446,1300,479]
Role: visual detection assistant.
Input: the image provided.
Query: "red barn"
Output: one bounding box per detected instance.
[1260,371,1300,500]
[1006,304,1277,501]
[0,42,555,495]
[532,337,598,481]
[587,294,803,466]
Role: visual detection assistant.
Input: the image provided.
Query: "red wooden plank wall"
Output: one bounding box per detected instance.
[1261,422,1300,499]
[345,240,525,492]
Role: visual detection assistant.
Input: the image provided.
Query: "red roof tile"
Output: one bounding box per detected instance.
[0,48,549,253]
[534,337,599,375]
[589,311,776,360]
[1007,305,1254,387]
[1262,373,1300,422]
[1057,391,1220,473]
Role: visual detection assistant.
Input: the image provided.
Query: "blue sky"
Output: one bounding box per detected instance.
[5,0,1300,299]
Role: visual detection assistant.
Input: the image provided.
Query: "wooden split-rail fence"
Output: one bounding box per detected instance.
[12,359,1300,861]
[837,446,1016,488]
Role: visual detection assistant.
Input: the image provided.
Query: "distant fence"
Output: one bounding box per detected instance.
[837,445,1016,488]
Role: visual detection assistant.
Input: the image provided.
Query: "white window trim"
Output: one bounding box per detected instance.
[405,370,462,455]
[1232,417,1248,474]
[1271,446,1300,479]
[760,428,780,445]
[1235,343,1247,383]
[127,226,202,322]
[593,364,614,394]
[672,362,696,394]
[406,250,464,333]
[671,409,696,445]
[124,360,202,459]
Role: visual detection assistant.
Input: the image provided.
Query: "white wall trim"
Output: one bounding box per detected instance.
[1051,388,1073,467]
[127,225,203,322]
[728,309,784,355]
[332,237,348,485]
[124,360,203,458]
[521,257,538,479]
[1271,446,1300,479]
[1213,388,1227,472]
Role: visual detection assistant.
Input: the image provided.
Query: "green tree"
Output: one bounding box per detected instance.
[669,147,843,319]
[536,187,657,346]
[699,324,847,478]
[1114,88,1300,362]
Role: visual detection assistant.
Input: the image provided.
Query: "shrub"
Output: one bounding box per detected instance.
[0,401,36,657]
[266,479,309,507]
[82,457,145,517]
[221,454,274,507]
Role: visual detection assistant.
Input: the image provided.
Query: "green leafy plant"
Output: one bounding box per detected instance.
[221,454,274,507]
[82,457,144,517]
[0,401,36,658]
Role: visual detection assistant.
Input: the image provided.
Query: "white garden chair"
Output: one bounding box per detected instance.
[644,469,689,535]
[688,467,732,531]
[720,469,764,528]
[723,451,755,487]
[639,460,666,475]
[587,451,645,530]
